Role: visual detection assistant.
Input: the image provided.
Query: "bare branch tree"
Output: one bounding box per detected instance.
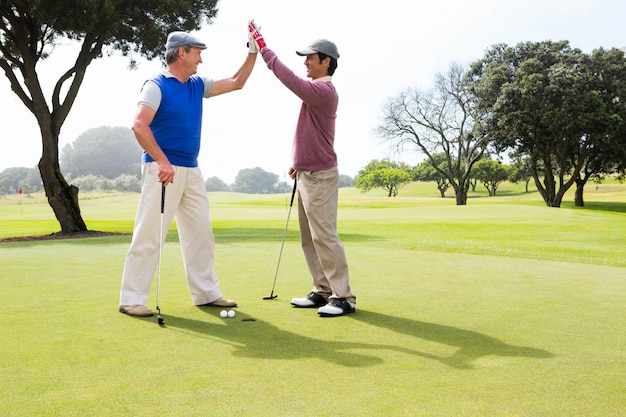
[375,63,489,205]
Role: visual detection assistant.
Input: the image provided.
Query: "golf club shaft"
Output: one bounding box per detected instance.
[156,182,165,321]
[267,177,297,297]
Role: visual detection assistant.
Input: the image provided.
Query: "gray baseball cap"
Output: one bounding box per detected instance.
[166,31,207,50]
[296,39,339,60]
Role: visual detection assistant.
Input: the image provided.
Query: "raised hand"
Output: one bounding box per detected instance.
[248,28,258,53]
[248,19,266,50]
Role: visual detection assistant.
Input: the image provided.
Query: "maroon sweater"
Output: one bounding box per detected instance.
[261,48,338,171]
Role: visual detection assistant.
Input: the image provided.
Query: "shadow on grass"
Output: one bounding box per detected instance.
[351,310,554,369]
[564,201,626,215]
[160,311,384,368]
[156,308,552,370]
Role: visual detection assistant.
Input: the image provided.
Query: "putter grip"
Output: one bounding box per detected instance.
[160,183,166,214]
[289,178,297,206]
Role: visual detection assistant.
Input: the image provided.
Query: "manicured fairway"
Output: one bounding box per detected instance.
[1,183,624,416]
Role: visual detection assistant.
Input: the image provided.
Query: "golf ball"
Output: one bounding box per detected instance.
[220,310,227,318]
[227,309,236,318]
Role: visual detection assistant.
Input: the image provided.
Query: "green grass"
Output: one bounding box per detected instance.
[1,181,625,416]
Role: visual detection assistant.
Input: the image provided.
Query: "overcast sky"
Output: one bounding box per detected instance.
[0,0,624,183]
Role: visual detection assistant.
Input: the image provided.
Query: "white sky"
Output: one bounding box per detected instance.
[0,0,624,183]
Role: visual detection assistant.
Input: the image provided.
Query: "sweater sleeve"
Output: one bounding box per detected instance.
[261,48,333,110]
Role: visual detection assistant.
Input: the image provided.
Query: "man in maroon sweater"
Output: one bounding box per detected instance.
[249,21,356,316]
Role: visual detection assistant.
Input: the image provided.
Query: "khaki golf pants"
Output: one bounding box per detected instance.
[120,162,223,306]
[297,168,356,303]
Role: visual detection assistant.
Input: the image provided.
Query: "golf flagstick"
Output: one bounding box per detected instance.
[263,177,297,300]
[156,182,166,326]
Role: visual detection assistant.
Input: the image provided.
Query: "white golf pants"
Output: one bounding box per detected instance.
[119,162,223,306]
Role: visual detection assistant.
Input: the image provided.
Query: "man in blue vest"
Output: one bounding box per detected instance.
[119,28,257,317]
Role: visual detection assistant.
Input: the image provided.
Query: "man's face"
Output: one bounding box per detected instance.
[303,53,329,79]
[181,47,203,75]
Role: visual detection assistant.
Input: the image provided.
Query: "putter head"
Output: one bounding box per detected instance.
[156,306,164,326]
[262,294,278,300]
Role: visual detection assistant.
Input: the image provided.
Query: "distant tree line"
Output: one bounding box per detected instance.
[355,155,554,198]
[0,126,355,195]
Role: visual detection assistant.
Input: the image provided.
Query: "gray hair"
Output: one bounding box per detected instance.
[165,46,192,64]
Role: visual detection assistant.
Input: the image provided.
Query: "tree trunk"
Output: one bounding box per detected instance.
[574,176,588,207]
[453,182,468,205]
[455,191,467,205]
[574,183,585,207]
[542,173,557,207]
[39,125,87,233]
[437,179,447,198]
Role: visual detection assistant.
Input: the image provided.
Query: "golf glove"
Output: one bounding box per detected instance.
[247,21,259,53]
[248,19,266,50]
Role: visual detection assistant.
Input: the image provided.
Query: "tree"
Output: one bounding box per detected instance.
[205,176,229,192]
[338,174,355,188]
[467,41,626,207]
[412,153,451,198]
[355,159,412,197]
[571,48,626,206]
[275,179,293,193]
[61,126,142,179]
[0,166,41,194]
[375,63,490,205]
[471,158,510,196]
[232,167,278,194]
[509,156,534,193]
[0,1,218,233]
[112,174,140,192]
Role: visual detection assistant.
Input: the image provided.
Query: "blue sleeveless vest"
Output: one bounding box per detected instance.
[143,74,205,167]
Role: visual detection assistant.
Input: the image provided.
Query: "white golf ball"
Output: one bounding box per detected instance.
[227,309,236,318]
[220,310,227,318]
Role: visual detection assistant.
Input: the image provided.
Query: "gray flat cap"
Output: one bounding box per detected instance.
[166,31,207,50]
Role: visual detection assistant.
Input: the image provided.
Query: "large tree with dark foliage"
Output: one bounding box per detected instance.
[0,0,218,232]
[467,41,626,207]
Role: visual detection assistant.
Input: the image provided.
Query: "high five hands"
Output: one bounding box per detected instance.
[248,19,266,52]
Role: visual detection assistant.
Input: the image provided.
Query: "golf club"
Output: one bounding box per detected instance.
[156,182,166,326]
[263,177,297,300]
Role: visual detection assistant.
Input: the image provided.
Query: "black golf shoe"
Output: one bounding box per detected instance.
[290,292,328,308]
[318,298,355,317]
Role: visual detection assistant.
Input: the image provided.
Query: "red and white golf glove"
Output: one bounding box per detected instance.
[247,21,259,53]
[248,19,266,51]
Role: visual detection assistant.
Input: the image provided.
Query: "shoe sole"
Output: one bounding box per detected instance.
[197,301,238,308]
[199,303,237,308]
[119,308,153,317]
[291,302,327,308]
[318,309,355,317]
